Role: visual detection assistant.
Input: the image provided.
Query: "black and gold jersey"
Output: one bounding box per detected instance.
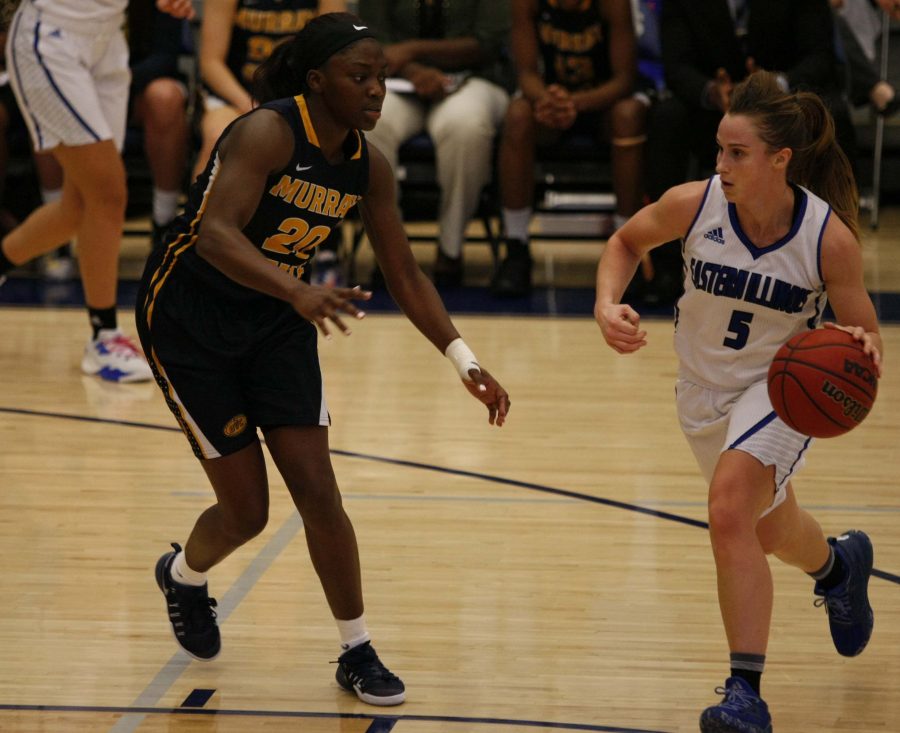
[537,0,610,91]
[146,94,369,306]
[227,0,318,90]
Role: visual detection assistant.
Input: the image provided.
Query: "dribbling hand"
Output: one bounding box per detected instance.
[291,284,372,339]
[823,321,883,378]
[462,367,510,427]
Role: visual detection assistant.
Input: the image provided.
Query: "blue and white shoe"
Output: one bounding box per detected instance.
[814,529,874,657]
[81,328,153,383]
[700,677,772,733]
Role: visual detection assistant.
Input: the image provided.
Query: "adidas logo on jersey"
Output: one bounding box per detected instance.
[704,227,725,244]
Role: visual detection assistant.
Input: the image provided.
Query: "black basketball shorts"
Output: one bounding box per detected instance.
[136,272,330,460]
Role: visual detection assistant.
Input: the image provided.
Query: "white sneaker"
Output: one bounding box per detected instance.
[81,328,153,383]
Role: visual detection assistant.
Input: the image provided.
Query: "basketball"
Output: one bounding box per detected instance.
[767,329,878,438]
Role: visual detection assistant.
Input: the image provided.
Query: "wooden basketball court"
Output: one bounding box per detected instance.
[0,213,898,732]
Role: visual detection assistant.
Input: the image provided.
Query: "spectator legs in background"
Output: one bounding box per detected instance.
[494,97,536,297]
[132,77,190,249]
[428,78,509,287]
[359,90,426,289]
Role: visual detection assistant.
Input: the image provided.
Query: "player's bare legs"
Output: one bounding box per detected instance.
[154,440,270,661]
[706,449,776,656]
[263,425,363,619]
[756,482,830,571]
[187,441,271,570]
[2,140,125,309]
[1,155,83,264]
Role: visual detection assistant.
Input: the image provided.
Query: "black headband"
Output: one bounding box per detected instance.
[306,17,378,70]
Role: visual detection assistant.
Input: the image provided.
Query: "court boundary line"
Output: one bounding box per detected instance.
[2,405,898,586]
[0,703,670,732]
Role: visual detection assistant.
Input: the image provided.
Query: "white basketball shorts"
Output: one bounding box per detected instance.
[6,3,130,152]
[675,378,813,517]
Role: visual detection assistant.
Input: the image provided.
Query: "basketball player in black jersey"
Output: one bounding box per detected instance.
[136,13,509,706]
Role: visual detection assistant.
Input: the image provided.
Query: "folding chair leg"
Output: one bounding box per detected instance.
[870,9,891,230]
[871,115,884,230]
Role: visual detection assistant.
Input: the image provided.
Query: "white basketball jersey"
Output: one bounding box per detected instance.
[674,176,830,391]
[28,0,126,24]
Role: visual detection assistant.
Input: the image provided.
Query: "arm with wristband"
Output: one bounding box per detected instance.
[358,146,510,427]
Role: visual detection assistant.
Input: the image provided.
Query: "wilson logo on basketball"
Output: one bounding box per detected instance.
[844,358,877,389]
[223,414,248,437]
[820,381,870,423]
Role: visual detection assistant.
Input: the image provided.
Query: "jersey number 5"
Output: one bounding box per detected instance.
[724,310,754,350]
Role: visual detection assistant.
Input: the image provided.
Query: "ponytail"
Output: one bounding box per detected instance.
[791,92,859,240]
[729,72,859,240]
[252,38,303,104]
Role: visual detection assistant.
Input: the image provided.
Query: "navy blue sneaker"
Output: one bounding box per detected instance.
[334,641,405,706]
[814,529,874,657]
[155,543,221,661]
[700,677,772,733]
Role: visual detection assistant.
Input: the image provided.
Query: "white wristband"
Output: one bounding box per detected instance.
[444,337,480,381]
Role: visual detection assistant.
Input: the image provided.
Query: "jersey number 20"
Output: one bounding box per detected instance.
[262,217,331,259]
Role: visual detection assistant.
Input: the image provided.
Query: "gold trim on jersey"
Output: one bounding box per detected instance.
[296,95,320,148]
[548,0,592,10]
[294,94,363,160]
[140,157,223,461]
[150,347,212,459]
[142,154,220,327]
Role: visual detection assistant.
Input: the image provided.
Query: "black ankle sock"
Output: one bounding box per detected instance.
[0,245,15,276]
[810,546,846,591]
[730,652,765,695]
[88,306,117,340]
[505,239,529,258]
[732,668,762,694]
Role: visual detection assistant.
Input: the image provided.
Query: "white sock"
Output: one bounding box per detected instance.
[336,614,370,651]
[171,549,207,587]
[41,187,62,205]
[502,207,532,242]
[152,189,180,227]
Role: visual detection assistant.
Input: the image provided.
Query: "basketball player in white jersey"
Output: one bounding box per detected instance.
[1,0,192,382]
[595,71,882,732]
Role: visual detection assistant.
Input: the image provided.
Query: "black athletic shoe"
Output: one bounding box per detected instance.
[334,641,405,706]
[491,240,532,297]
[155,542,221,661]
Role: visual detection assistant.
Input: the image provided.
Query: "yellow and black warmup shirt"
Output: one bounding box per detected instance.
[537,0,610,91]
[227,0,318,90]
[150,94,368,304]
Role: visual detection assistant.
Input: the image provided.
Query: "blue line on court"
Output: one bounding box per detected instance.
[329,447,709,529]
[366,717,398,732]
[2,405,898,589]
[0,704,669,732]
[180,689,215,708]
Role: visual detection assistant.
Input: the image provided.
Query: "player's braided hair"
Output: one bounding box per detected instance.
[729,71,859,241]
